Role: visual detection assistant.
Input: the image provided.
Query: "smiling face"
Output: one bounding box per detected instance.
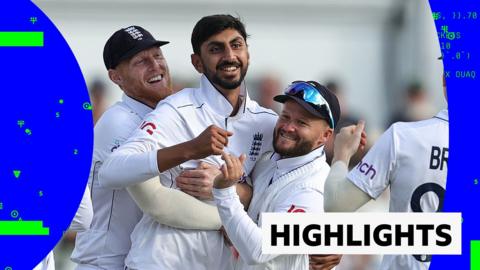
[273,100,333,158]
[108,46,172,108]
[191,28,249,92]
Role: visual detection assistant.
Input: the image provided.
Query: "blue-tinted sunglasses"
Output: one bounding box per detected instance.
[284,81,335,128]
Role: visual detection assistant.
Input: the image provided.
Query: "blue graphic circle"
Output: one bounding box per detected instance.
[429,0,479,269]
[0,0,93,268]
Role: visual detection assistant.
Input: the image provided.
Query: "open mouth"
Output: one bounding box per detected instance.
[279,131,297,142]
[218,62,241,74]
[147,74,164,84]
[220,66,239,72]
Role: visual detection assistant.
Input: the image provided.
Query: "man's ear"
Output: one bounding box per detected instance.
[315,125,334,147]
[191,53,204,73]
[108,69,122,86]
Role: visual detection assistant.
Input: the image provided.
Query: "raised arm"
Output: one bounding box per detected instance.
[324,121,372,212]
[323,161,371,212]
[212,152,282,265]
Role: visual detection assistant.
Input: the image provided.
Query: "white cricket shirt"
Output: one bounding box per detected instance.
[347,109,449,270]
[213,146,329,270]
[101,75,278,269]
[70,185,93,232]
[71,95,151,270]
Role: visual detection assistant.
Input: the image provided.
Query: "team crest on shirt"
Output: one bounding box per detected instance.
[140,121,156,135]
[287,205,306,213]
[249,132,263,161]
[110,140,121,152]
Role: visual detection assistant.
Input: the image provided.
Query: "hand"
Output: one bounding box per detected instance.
[213,152,246,189]
[309,254,342,270]
[333,120,366,166]
[188,125,233,159]
[176,162,221,200]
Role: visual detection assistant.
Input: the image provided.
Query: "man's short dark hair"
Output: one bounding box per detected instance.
[191,14,248,55]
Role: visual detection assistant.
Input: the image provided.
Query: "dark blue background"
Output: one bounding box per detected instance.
[0,1,93,268]
[430,1,479,269]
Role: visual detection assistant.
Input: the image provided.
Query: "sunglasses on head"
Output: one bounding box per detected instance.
[284,81,335,128]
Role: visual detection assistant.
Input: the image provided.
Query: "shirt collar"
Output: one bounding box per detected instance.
[272,145,326,175]
[196,75,250,118]
[122,94,153,118]
[435,109,449,122]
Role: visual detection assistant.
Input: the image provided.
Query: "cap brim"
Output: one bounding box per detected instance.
[118,40,169,64]
[274,94,330,123]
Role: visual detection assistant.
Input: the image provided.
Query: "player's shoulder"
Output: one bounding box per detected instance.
[390,110,449,136]
[245,100,278,124]
[95,101,140,133]
[298,158,330,189]
[246,100,278,117]
[386,110,449,151]
[157,88,198,110]
[93,101,146,155]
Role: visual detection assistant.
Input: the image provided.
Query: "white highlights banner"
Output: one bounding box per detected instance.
[261,213,461,254]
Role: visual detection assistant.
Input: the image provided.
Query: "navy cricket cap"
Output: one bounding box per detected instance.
[274,80,341,128]
[103,25,169,70]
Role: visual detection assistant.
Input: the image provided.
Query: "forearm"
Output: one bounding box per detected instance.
[100,141,196,189]
[236,183,252,209]
[100,144,158,189]
[213,186,278,265]
[156,140,195,172]
[127,177,221,230]
[324,161,371,212]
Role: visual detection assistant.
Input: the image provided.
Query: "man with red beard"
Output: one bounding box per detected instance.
[212,80,343,270]
[71,25,227,270]
[100,15,278,269]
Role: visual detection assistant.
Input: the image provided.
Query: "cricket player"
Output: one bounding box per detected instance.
[213,80,342,270]
[72,25,225,270]
[323,75,448,270]
[100,15,278,269]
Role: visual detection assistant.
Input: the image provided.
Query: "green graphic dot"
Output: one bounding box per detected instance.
[82,102,92,110]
